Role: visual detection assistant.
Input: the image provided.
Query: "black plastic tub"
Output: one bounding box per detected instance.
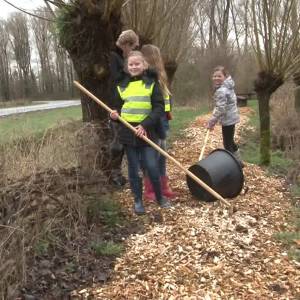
[186,149,244,202]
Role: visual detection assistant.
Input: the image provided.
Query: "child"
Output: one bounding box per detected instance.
[141,44,176,201]
[206,66,243,166]
[108,30,140,187]
[110,29,139,82]
[110,51,171,215]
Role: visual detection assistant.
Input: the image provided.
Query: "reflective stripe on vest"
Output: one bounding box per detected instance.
[118,80,154,123]
[165,94,171,112]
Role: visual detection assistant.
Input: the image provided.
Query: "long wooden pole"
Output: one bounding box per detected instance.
[73,81,231,207]
[199,129,210,160]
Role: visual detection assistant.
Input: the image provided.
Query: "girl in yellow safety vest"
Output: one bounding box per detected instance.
[110,51,171,215]
[141,44,176,201]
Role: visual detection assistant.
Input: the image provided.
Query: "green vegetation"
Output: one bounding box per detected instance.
[240,100,299,261]
[169,105,209,142]
[65,262,76,273]
[35,239,50,256]
[240,100,293,175]
[274,208,300,262]
[0,106,81,143]
[91,241,123,257]
[87,195,124,227]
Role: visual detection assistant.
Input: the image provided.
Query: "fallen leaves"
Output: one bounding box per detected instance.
[72,108,300,299]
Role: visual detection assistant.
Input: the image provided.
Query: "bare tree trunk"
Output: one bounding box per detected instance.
[208,0,217,49]
[8,13,32,98]
[55,0,124,174]
[32,12,54,96]
[0,21,11,101]
[254,71,283,165]
[257,92,271,165]
[57,2,123,121]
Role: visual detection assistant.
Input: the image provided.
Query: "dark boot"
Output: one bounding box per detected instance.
[134,198,145,215]
[110,174,127,187]
[233,149,245,168]
[131,178,145,215]
[157,196,171,208]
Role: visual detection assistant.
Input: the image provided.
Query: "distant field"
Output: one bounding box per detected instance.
[0,106,82,143]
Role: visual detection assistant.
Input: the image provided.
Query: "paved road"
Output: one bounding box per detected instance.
[0,100,81,117]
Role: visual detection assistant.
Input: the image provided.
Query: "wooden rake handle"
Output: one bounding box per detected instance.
[73,81,231,207]
[199,129,210,161]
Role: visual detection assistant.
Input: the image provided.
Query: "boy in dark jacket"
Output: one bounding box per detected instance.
[108,30,139,187]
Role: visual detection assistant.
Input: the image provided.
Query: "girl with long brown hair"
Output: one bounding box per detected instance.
[141,44,176,200]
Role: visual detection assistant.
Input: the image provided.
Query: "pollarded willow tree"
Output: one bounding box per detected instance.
[122,0,200,84]
[44,0,199,175]
[48,0,124,122]
[44,0,125,175]
[249,0,300,165]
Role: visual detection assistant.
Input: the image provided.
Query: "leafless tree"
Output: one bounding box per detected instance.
[7,13,33,98]
[31,9,54,95]
[123,0,199,83]
[249,0,300,164]
[0,20,11,101]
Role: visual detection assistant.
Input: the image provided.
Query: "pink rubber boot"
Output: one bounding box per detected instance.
[161,176,176,199]
[143,177,155,202]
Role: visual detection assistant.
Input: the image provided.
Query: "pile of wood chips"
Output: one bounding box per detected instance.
[75,107,300,299]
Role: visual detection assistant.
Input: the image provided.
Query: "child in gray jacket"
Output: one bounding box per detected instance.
[206,66,243,166]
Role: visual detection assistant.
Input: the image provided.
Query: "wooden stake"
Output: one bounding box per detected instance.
[199,129,210,160]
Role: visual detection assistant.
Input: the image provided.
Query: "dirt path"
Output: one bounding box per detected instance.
[74,108,300,299]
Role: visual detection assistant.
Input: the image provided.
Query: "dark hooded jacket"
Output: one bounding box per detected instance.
[109,47,125,84]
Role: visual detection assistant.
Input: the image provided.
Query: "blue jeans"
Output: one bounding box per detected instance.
[158,116,169,176]
[125,145,162,201]
[158,138,167,176]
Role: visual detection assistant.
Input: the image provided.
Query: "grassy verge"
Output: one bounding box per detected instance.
[1,105,208,144]
[240,100,300,261]
[168,105,209,143]
[240,100,293,175]
[0,99,38,108]
[0,106,82,143]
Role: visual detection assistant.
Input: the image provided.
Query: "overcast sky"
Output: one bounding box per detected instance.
[0,0,44,18]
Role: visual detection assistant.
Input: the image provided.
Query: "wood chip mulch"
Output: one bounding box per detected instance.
[74,107,300,299]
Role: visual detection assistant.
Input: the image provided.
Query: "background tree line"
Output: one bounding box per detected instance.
[0,10,75,102]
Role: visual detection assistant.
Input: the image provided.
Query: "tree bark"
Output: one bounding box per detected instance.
[254,71,283,165]
[56,2,123,174]
[57,4,122,121]
[257,91,271,165]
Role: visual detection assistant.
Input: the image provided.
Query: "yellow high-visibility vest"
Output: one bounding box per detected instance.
[164,94,171,112]
[117,80,154,123]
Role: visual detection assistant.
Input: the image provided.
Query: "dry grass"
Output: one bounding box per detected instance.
[0,121,111,299]
[0,121,80,184]
[271,82,300,184]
